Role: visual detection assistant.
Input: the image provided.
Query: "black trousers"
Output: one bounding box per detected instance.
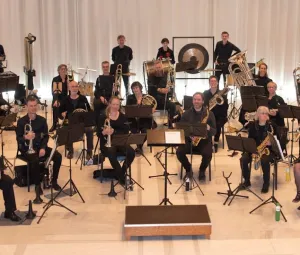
[214,118,227,143]
[156,96,176,119]
[122,75,129,95]
[129,118,151,147]
[102,145,135,179]
[93,98,107,124]
[215,63,229,87]
[52,105,60,127]
[176,138,212,173]
[240,153,272,184]
[0,174,17,214]
[21,147,62,185]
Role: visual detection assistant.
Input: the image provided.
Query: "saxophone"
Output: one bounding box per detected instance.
[209,86,230,110]
[192,108,209,146]
[252,124,274,170]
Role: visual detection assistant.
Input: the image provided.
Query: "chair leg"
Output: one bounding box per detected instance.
[222,126,225,149]
[100,161,104,183]
[180,165,183,180]
[27,163,30,192]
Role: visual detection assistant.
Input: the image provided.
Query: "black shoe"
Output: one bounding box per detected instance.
[242,181,251,188]
[214,143,218,153]
[4,211,21,222]
[67,151,74,159]
[52,182,61,191]
[261,183,269,193]
[135,147,143,157]
[49,125,57,133]
[292,192,300,203]
[86,150,93,161]
[198,171,206,181]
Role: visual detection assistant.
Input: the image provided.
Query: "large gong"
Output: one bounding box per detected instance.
[178,43,209,74]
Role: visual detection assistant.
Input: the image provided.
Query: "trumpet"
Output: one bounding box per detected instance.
[113,64,122,98]
[103,114,112,147]
[25,119,36,154]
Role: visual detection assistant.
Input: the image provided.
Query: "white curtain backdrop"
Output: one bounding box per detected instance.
[0,0,300,103]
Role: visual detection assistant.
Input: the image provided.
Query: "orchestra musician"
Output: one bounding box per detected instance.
[203,75,228,152]
[0,170,21,221]
[97,97,135,184]
[126,81,155,155]
[49,64,69,133]
[176,92,216,181]
[111,35,133,95]
[267,81,285,127]
[156,38,175,64]
[240,106,277,193]
[59,81,93,160]
[94,61,115,121]
[254,63,272,96]
[0,44,5,73]
[16,95,62,203]
[147,62,176,127]
[214,31,241,86]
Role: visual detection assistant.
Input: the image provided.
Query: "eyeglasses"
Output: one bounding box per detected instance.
[260,112,269,115]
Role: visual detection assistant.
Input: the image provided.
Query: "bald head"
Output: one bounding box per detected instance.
[69,80,79,95]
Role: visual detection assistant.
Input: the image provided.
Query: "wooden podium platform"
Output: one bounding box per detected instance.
[124,205,212,240]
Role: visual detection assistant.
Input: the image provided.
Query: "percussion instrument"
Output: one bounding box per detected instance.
[144,59,172,76]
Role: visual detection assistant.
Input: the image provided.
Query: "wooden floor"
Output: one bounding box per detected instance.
[0,106,300,255]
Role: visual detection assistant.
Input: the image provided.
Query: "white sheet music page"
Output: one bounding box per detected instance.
[165,131,181,144]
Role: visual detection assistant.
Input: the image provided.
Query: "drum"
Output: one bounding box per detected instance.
[78,82,94,96]
[144,59,172,76]
[226,74,235,86]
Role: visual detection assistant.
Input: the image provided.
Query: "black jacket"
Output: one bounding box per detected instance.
[254,75,272,95]
[268,94,285,127]
[94,75,115,100]
[51,75,68,103]
[0,44,5,59]
[213,41,240,63]
[180,107,216,139]
[16,114,49,153]
[156,47,175,64]
[59,95,91,120]
[248,121,277,147]
[203,89,228,120]
[111,45,133,70]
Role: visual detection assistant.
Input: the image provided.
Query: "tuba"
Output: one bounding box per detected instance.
[25,119,36,154]
[293,65,300,106]
[113,64,122,98]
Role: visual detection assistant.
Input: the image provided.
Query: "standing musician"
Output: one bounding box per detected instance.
[97,97,135,184]
[176,92,216,181]
[147,63,176,127]
[16,96,62,203]
[203,75,228,152]
[254,63,272,95]
[267,82,285,127]
[111,35,133,95]
[240,106,277,193]
[214,31,241,86]
[156,38,175,64]
[0,170,21,221]
[49,64,69,132]
[59,81,93,160]
[0,44,6,73]
[126,81,155,155]
[94,61,115,120]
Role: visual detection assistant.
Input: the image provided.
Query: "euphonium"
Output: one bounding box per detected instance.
[113,64,122,98]
[192,108,209,147]
[140,94,157,109]
[25,119,36,154]
[104,115,111,147]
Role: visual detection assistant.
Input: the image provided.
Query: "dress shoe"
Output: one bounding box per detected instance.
[52,182,61,191]
[198,171,206,181]
[242,180,251,188]
[261,183,269,193]
[4,211,21,222]
[292,192,300,203]
[67,151,74,159]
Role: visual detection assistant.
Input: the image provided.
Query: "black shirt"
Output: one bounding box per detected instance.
[16,114,49,153]
[97,112,129,149]
[203,89,228,120]
[112,45,133,71]
[51,75,68,103]
[0,44,5,58]
[213,41,241,63]
[156,47,175,64]
[59,95,91,120]
[180,107,217,139]
[147,74,168,99]
[268,94,285,127]
[254,75,272,95]
[94,75,114,100]
[248,121,276,147]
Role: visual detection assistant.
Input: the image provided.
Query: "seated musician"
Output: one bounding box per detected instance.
[240,106,277,193]
[203,75,228,152]
[0,170,21,221]
[16,96,62,203]
[59,81,94,160]
[97,97,135,184]
[267,81,285,127]
[49,64,69,132]
[126,81,155,155]
[176,92,216,181]
[147,63,176,127]
[94,61,115,120]
[156,38,175,64]
[254,63,272,96]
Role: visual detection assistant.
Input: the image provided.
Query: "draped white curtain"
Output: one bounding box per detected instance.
[0,0,299,102]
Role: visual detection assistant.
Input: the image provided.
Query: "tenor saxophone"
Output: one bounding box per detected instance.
[192,108,209,146]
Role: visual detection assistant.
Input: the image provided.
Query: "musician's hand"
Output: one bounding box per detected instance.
[207,124,211,131]
[100,96,106,104]
[107,128,114,135]
[160,88,169,94]
[137,99,142,105]
[39,149,46,158]
[53,100,59,107]
[62,111,67,118]
[269,110,277,116]
[25,131,35,140]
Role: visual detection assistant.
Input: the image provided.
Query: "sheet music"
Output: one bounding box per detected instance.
[165,131,181,144]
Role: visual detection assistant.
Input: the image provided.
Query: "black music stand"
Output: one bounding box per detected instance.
[278,105,300,163]
[124,105,152,166]
[53,125,85,202]
[222,135,263,206]
[249,132,287,222]
[0,113,17,174]
[148,129,185,205]
[69,111,95,169]
[37,128,77,224]
[0,73,19,106]
[174,122,206,194]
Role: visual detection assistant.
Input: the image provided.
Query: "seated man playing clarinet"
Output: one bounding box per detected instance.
[176,92,216,181]
[16,96,62,203]
[240,106,277,193]
[97,97,135,184]
[203,75,228,152]
[126,81,155,155]
[59,80,94,160]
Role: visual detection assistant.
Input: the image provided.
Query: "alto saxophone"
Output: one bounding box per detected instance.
[209,86,230,110]
[252,124,274,170]
[192,108,209,146]
[25,119,36,154]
